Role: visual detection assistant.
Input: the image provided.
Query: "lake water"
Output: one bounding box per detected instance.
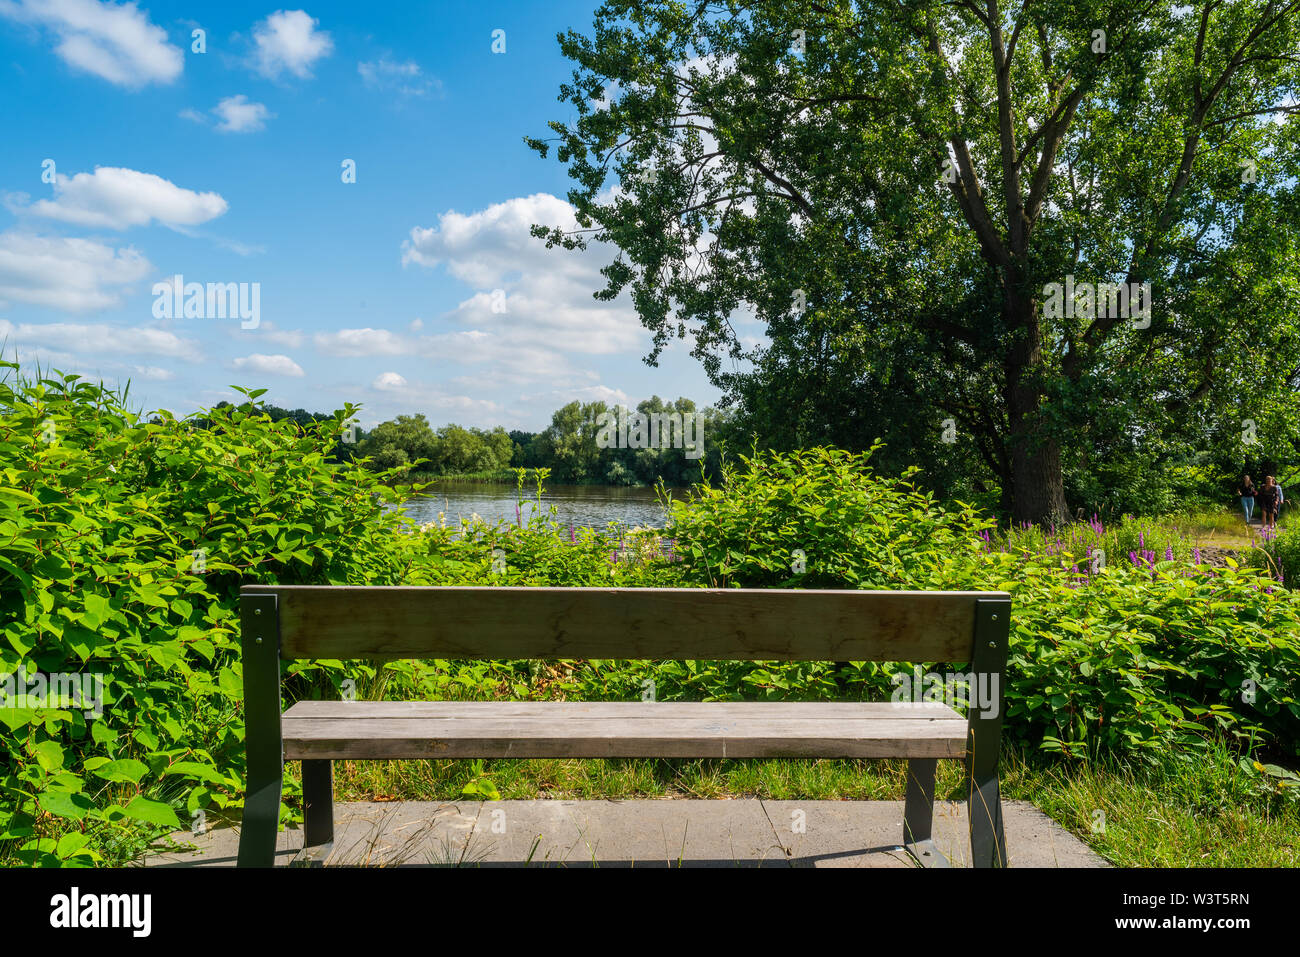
[396,482,678,530]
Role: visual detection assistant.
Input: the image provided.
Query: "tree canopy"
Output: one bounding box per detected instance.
[530,0,1300,523]
[355,415,515,474]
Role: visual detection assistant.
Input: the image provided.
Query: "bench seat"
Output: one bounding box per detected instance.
[238,586,1011,867]
[281,700,968,760]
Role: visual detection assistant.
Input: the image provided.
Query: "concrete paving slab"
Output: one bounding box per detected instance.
[146,799,1108,868]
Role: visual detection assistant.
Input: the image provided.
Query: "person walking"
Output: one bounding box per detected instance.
[1257,475,1280,531]
[1238,474,1257,524]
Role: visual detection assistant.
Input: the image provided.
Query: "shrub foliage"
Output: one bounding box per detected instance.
[1,366,1295,866]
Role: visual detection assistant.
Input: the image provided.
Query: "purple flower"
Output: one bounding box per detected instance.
[1165,545,1173,561]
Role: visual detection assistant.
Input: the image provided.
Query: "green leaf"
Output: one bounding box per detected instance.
[462,777,501,801]
[90,722,117,746]
[55,832,90,859]
[162,761,227,784]
[38,790,95,821]
[33,740,65,773]
[82,592,111,628]
[92,758,148,784]
[0,707,36,732]
[123,796,181,828]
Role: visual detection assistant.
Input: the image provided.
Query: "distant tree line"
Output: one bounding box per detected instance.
[355,416,514,474]
[187,396,734,486]
[356,396,731,486]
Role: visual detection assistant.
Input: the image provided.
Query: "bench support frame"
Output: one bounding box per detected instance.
[965,597,1009,868]
[236,593,283,867]
[293,760,335,867]
[235,589,1011,868]
[902,758,948,867]
[901,596,1009,868]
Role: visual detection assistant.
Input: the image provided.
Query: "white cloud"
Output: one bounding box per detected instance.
[0,0,183,88]
[307,324,585,387]
[358,54,439,97]
[402,193,647,361]
[420,330,586,384]
[252,9,332,79]
[232,353,305,377]
[131,364,175,380]
[0,232,151,311]
[402,193,576,286]
[517,384,631,407]
[359,375,505,421]
[208,236,266,257]
[20,167,227,230]
[313,327,407,356]
[243,321,304,347]
[0,318,201,360]
[213,95,273,133]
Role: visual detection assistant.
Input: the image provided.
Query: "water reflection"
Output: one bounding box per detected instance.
[395,482,680,530]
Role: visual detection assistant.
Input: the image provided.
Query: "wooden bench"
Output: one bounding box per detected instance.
[236,585,1011,867]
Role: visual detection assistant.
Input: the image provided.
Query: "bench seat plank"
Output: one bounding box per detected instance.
[281,701,967,760]
[284,700,962,718]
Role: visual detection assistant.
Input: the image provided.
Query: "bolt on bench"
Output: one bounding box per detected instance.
[237,585,1011,867]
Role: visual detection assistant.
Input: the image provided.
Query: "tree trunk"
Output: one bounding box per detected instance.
[1008,412,1068,527]
[1005,292,1070,527]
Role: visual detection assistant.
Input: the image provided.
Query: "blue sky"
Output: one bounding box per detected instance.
[0,0,722,430]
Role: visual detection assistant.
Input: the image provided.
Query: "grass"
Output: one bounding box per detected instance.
[1158,505,1293,549]
[1006,745,1300,867]
[995,504,1289,557]
[317,739,1300,867]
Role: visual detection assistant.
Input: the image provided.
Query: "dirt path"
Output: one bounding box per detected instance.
[1184,517,1286,566]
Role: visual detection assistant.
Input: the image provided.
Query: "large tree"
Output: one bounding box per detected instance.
[531,0,1300,523]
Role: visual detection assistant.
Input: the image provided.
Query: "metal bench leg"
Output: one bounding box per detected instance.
[237,592,284,867]
[903,758,949,867]
[238,775,283,868]
[967,597,1010,868]
[292,760,335,868]
[968,766,1006,869]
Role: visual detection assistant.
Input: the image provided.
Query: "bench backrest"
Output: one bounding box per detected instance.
[239,585,1010,664]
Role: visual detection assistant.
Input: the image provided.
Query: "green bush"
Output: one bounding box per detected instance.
[2,367,1296,867]
[0,365,433,865]
[665,445,990,589]
[1254,525,1300,586]
[643,447,1300,760]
